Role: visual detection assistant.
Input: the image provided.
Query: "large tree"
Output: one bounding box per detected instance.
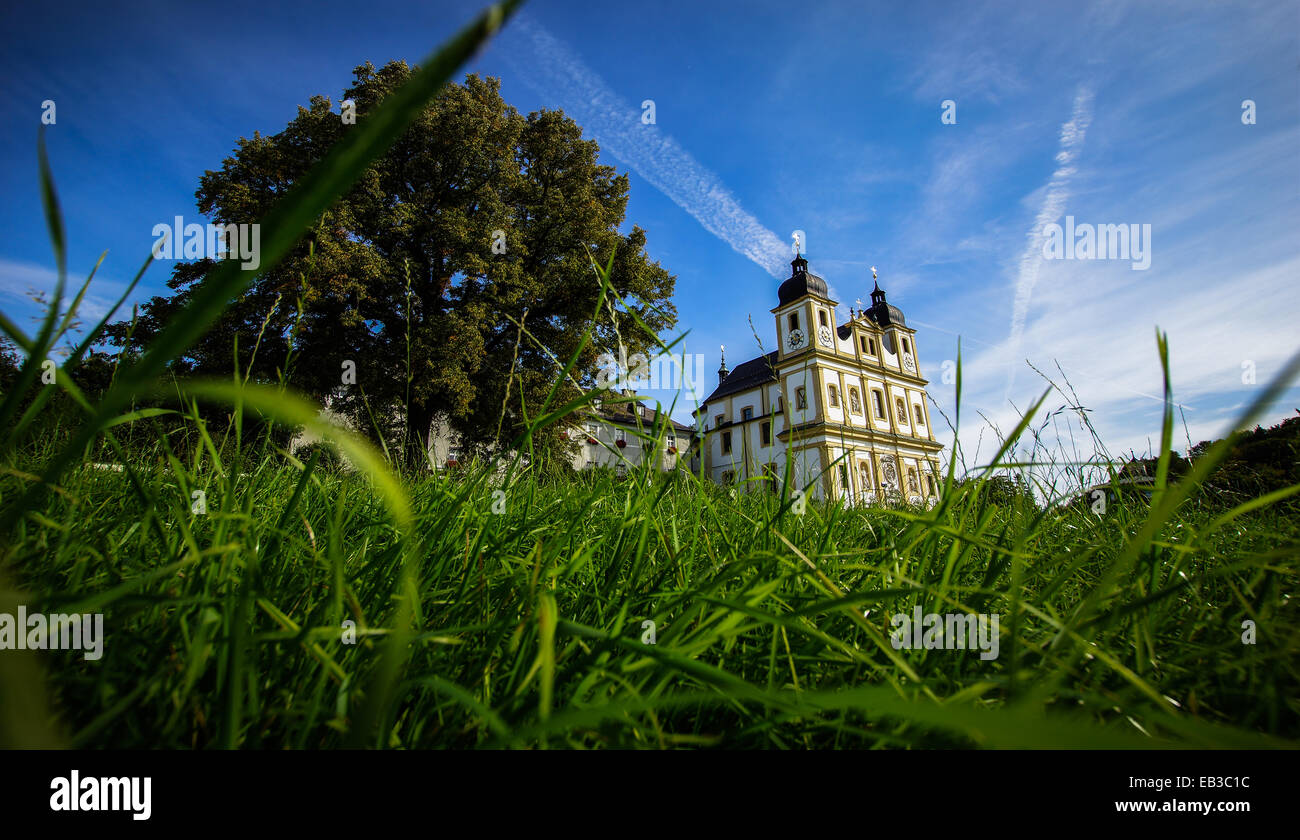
[109,64,676,467]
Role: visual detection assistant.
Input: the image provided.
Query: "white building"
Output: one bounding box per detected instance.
[426,394,695,475]
[569,395,695,475]
[694,254,943,505]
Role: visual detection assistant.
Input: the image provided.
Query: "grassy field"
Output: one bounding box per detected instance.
[2,411,1297,749]
[2,0,1297,749]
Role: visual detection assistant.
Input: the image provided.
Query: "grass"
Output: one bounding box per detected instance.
[3,419,1298,749]
[2,0,1298,749]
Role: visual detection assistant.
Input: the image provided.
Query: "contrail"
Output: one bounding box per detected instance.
[499,13,789,278]
[1004,86,1094,398]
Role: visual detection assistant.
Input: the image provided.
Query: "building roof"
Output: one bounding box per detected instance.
[700,350,779,405]
[865,301,906,327]
[777,255,831,306]
[585,399,694,434]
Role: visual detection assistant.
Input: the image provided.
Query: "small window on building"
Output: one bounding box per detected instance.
[828,385,839,408]
[777,395,784,412]
[721,431,732,454]
[818,310,828,328]
[788,312,799,332]
[859,336,868,353]
[868,338,877,355]
[914,404,924,426]
[795,387,807,410]
[761,421,771,445]
[902,337,911,354]
[872,390,885,419]
[715,414,724,428]
[849,387,862,414]
[896,397,908,422]
[741,406,753,421]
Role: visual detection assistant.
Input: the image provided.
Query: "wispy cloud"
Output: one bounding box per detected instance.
[498,13,789,278]
[1004,85,1094,398]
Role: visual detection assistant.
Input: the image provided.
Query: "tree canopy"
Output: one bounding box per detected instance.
[108,65,676,467]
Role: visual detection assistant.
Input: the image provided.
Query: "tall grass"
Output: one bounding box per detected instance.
[2,0,1299,748]
[4,404,1299,748]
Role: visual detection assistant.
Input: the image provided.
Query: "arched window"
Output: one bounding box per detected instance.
[828,385,839,408]
[795,387,807,410]
[914,404,924,426]
[872,390,885,419]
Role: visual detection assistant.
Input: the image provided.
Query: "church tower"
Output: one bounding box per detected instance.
[697,253,944,506]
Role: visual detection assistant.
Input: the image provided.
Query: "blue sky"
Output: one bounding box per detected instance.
[2,0,1297,474]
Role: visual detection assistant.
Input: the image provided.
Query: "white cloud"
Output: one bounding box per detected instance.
[498,13,790,278]
[1004,85,1094,399]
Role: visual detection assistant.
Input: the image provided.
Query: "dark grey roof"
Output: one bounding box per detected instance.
[587,401,693,433]
[865,302,906,327]
[701,351,779,405]
[777,270,829,306]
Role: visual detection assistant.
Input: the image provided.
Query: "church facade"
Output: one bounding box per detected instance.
[695,255,943,505]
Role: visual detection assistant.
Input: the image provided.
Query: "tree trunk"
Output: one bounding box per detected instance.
[404,398,437,474]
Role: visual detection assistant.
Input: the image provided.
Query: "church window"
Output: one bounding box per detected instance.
[715,413,724,428]
[914,404,924,426]
[789,313,799,332]
[795,387,807,410]
[818,310,828,328]
[721,431,732,454]
[926,475,936,495]
[902,337,911,354]
[872,390,885,419]
[849,387,862,414]
[761,421,771,445]
[869,338,877,355]
[777,395,784,412]
[742,406,753,421]
[828,385,839,408]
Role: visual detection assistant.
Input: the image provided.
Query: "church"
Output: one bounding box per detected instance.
[694,254,943,505]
